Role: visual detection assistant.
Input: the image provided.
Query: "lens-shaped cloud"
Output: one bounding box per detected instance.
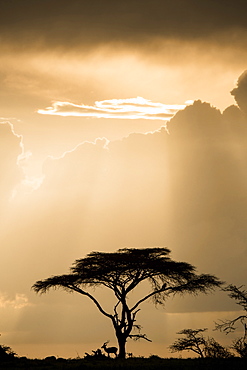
[37,97,187,121]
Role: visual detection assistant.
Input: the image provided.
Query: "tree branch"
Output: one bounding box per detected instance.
[113,300,120,325]
[129,333,152,342]
[67,284,115,322]
[130,286,169,312]
[215,315,247,334]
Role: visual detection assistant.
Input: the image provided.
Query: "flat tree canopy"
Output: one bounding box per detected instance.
[32,247,222,358]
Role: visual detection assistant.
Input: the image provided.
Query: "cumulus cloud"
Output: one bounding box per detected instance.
[33,98,247,286]
[231,70,247,114]
[37,97,186,122]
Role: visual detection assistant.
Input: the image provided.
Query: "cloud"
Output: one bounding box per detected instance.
[0,121,40,198]
[37,97,186,122]
[0,117,21,122]
[0,293,30,310]
[0,122,24,202]
[231,70,247,114]
[0,1,247,49]
[32,98,247,286]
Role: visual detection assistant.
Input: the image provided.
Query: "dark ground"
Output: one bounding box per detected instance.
[0,357,247,370]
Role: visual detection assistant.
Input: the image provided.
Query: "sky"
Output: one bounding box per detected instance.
[0,0,247,359]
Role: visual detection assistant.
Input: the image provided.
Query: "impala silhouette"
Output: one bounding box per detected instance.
[101,341,118,357]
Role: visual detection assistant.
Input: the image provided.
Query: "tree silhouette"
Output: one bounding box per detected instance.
[215,284,247,357]
[169,328,207,358]
[204,337,233,358]
[169,328,232,358]
[0,345,16,361]
[32,247,222,358]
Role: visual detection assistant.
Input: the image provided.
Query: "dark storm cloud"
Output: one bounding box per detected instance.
[1,0,247,48]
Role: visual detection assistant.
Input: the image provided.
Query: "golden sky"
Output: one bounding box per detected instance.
[0,0,247,359]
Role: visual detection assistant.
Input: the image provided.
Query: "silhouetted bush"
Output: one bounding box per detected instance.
[1,356,247,370]
[0,344,16,361]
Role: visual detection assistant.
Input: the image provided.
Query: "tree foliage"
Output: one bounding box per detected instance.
[169,328,232,358]
[169,328,207,358]
[204,337,233,358]
[0,344,16,360]
[32,247,222,358]
[231,338,247,358]
[215,284,247,357]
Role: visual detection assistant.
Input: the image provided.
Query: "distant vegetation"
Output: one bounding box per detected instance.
[169,328,233,358]
[1,355,247,370]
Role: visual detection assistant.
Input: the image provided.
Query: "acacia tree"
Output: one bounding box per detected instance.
[215,284,247,357]
[204,337,233,358]
[32,247,222,359]
[169,328,232,358]
[169,328,208,358]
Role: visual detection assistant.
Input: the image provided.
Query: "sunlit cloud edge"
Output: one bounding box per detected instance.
[0,120,44,198]
[38,97,191,121]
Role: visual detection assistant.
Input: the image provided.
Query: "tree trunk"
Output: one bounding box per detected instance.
[117,335,127,359]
